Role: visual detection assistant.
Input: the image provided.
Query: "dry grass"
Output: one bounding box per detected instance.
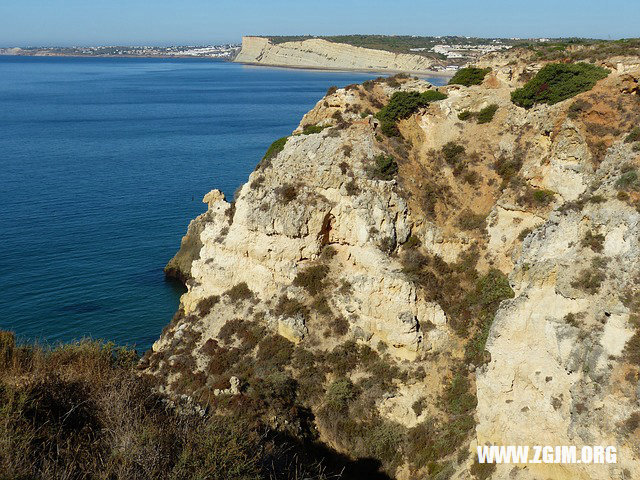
[0,332,344,480]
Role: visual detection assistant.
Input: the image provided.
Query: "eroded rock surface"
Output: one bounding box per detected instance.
[147,51,640,479]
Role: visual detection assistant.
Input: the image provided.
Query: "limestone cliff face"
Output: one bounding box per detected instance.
[147,53,640,479]
[159,115,446,361]
[234,36,441,74]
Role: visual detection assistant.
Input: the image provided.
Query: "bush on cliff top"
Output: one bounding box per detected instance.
[301,124,327,135]
[447,67,491,87]
[260,136,288,169]
[511,62,610,109]
[376,90,447,136]
[377,90,447,123]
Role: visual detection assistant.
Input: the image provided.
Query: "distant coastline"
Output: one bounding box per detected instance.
[0,44,240,60]
[0,51,454,77]
[0,53,227,60]
[236,59,454,78]
[233,36,456,76]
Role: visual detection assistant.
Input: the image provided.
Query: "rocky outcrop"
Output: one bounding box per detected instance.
[234,36,442,74]
[477,143,640,480]
[168,117,442,360]
[149,51,640,479]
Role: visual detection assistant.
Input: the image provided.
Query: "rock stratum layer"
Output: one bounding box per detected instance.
[233,36,441,74]
[149,47,640,480]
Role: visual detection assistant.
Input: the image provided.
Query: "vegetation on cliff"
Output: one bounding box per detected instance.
[265,35,522,58]
[375,90,447,136]
[458,104,499,124]
[447,67,491,87]
[518,38,640,62]
[511,62,609,108]
[0,331,364,480]
[258,136,288,170]
[16,46,640,480]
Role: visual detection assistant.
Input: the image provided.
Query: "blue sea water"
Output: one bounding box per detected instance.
[0,56,444,352]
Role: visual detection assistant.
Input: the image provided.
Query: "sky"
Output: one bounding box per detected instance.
[0,0,638,47]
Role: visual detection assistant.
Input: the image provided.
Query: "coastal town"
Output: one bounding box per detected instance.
[0,44,241,58]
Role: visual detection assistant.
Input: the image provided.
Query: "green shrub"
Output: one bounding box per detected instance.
[311,295,332,316]
[224,283,253,303]
[443,373,476,415]
[275,183,298,203]
[331,316,349,336]
[519,187,555,207]
[462,171,480,187]
[518,227,533,241]
[404,235,422,249]
[262,137,288,163]
[301,124,326,135]
[218,319,265,350]
[380,120,400,137]
[616,169,639,190]
[588,194,606,204]
[385,77,400,88]
[378,90,447,122]
[571,258,607,294]
[441,142,466,167]
[493,154,523,188]
[618,191,630,201]
[458,110,473,120]
[273,295,309,319]
[407,414,475,468]
[345,180,359,196]
[533,189,555,204]
[362,421,406,466]
[249,371,298,412]
[368,154,398,181]
[470,458,497,480]
[463,269,515,365]
[456,210,486,231]
[625,127,640,143]
[511,63,609,108]
[624,330,640,366]
[196,295,220,316]
[448,67,491,86]
[256,334,294,368]
[476,104,498,124]
[376,90,447,136]
[581,230,605,252]
[475,269,515,308]
[293,264,329,296]
[324,378,358,411]
[411,396,428,416]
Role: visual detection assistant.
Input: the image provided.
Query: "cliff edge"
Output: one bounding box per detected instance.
[233,35,442,74]
[148,44,640,480]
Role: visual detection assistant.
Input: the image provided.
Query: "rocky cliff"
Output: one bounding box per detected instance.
[233,36,441,74]
[149,47,640,479]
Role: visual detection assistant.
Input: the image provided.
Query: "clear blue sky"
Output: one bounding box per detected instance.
[1,0,638,47]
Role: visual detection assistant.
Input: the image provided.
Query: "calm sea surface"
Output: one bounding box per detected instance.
[0,56,444,352]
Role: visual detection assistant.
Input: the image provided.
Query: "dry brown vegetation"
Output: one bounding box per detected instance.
[0,331,410,480]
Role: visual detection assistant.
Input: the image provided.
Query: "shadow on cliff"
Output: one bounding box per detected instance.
[265,431,393,480]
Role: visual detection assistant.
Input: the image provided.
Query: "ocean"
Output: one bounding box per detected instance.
[0,55,444,352]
